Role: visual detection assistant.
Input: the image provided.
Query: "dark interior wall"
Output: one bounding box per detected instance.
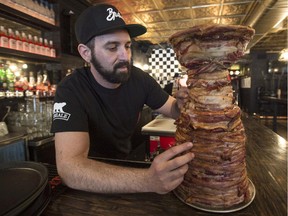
[58,0,90,56]
[249,51,269,114]
[57,0,91,77]
[240,50,287,116]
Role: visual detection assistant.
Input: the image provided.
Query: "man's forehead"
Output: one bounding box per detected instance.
[94,29,131,43]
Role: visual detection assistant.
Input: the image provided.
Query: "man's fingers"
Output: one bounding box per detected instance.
[148,142,194,194]
[167,152,194,171]
[155,142,193,162]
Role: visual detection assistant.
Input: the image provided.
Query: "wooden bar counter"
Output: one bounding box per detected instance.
[42,116,287,216]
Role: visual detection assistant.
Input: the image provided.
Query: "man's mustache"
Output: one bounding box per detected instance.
[114,61,130,69]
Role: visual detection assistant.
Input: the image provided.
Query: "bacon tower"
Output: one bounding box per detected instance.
[169,24,255,208]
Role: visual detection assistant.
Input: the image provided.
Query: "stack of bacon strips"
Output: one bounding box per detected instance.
[169,24,255,208]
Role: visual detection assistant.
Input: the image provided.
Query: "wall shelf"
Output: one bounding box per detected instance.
[0,47,60,63]
[0,2,58,30]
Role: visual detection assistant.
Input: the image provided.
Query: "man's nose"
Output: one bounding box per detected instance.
[118,47,130,60]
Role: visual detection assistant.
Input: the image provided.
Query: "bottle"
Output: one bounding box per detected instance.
[0,26,9,48]
[31,0,38,13]
[15,70,29,95]
[14,74,25,97]
[49,40,56,57]
[22,0,31,9]
[22,71,29,92]
[34,36,41,54]
[51,3,55,20]
[39,37,45,55]
[21,32,29,52]
[42,70,51,92]
[28,34,35,53]
[35,70,44,97]
[15,30,23,51]
[46,2,55,21]
[0,62,6,97]
[39,0,46,17]
[6,66,15,92]
[41,0,49,18]
[1,63,8,93]
[44,38,50,56]
[8,28,17,50]
[33,0,42,15]
[36,71,43,90]
[14,75,22,92]
[28,71,36,92]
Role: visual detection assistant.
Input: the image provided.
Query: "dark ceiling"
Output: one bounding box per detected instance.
[86,0,288,54]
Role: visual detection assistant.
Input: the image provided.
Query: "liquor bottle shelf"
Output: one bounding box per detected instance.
[0,47,60,63]
[0,2,58,30]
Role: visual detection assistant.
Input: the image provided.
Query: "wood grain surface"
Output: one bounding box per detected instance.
[43,116,287,216]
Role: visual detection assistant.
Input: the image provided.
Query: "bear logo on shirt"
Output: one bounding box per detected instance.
[53,102,71,121]
[53,102,66,113]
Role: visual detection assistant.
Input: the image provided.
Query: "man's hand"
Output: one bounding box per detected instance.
[174,87,189,110]
[146,142,194,194]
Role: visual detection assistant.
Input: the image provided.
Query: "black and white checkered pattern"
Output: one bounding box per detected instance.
[148,48,183,87]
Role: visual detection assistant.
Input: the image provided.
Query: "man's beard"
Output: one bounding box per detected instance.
[90,52,132,84]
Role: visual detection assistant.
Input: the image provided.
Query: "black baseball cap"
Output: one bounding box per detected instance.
[75,4,147,44]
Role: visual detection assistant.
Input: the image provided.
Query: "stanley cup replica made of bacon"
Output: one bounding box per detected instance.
[169,24,255,209]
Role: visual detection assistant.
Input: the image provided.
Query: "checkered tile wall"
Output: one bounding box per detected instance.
[148,48,183,87]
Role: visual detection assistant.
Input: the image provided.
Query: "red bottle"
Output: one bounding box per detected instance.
[8,28,17,50]
[21,32,29,52]
[15,30,23,51]
[49,40,56,57]
[28,34,35,53]
[0,26,9,48]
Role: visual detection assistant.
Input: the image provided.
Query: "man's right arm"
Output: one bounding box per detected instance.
[55,131,194,194]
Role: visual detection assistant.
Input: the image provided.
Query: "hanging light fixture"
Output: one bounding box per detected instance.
[278,48,288,61]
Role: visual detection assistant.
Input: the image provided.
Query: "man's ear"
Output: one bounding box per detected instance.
[78,44,91,62]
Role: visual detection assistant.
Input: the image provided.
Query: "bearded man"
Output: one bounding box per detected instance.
[51,4,194,194]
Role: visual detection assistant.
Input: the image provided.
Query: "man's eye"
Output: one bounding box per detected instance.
[108,46,117,51]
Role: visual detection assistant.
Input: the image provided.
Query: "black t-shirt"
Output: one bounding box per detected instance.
[51,66,169,159]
